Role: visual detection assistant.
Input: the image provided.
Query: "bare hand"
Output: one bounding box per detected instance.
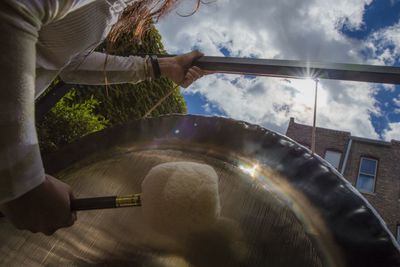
[159,51,206,88]
[0,174,76,235]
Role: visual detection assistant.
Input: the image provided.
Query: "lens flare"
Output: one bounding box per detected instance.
[239,164,259,177]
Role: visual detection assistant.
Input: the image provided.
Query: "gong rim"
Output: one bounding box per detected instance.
[43,114,400,267]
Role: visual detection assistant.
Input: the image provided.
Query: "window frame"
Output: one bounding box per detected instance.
[355,156,378,194]
[323,149,342,170]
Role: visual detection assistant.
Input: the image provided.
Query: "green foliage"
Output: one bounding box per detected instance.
[37,90,108,153]
[74,77,186,125]
[37,23,187,153]
[73,25,187,125]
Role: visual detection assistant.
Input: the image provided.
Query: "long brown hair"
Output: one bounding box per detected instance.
[108,0,203,45]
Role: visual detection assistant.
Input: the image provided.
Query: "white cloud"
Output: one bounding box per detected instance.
[383,122,400,140]
[157,0,387,138]
[160,0,371,61]
[394,96,400,107]
[188,75,380,138]
[202,102,211,113]
[364,20,400,65]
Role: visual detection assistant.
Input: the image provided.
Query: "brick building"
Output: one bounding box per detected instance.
[286,117,400,240]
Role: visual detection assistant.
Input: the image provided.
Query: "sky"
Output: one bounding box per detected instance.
[156,0,400,141]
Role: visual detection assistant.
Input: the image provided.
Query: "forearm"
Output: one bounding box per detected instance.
[60,52,153,85]
[0,80,45,204]
[0,0,46,204]
[0,145,45,205]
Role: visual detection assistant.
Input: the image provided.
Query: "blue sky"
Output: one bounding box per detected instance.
[158,0,400,140]
[341,0,400,138]
[341,1,400,39]
[184,92,226,116]
[184,46,230,117]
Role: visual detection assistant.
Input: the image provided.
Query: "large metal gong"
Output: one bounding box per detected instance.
[1,115,399,266]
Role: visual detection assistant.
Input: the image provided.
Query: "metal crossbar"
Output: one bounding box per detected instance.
[194,56,400,84]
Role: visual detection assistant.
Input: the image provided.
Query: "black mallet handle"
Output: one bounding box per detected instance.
[0,194,141,217]
[71,194,141,211]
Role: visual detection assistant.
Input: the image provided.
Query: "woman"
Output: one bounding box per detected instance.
[0,0,206,235]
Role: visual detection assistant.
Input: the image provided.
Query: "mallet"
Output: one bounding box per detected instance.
[0,162,221,240]
[0,194,142,217]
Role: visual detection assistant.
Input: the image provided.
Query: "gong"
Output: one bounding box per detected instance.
[1,115,399,267]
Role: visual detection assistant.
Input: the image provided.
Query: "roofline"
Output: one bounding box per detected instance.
[350,136,392,147]
[288,117,351,135]
[288,117,394,147]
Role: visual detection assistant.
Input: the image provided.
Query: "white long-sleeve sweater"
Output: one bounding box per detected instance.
[37,0,147,96]
[0,0,149,203]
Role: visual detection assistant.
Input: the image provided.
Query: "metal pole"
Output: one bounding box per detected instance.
[194,56,400,84]
[311,79,319,154]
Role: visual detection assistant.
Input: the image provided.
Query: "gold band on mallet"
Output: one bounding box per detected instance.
[115,194,142,207]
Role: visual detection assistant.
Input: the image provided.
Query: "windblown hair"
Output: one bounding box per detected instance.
[108,0,203,44]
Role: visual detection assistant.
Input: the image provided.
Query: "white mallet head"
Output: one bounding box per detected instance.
[141,162,221,240]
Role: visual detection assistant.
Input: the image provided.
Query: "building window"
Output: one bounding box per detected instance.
[324,150,342,169]
[397,225,400,244]
[355,157,378,193]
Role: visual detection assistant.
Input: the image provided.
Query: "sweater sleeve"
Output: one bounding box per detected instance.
[0,1,46,204]
[59,52,150,85]
[8,0,92,26]
[0,0,94,204]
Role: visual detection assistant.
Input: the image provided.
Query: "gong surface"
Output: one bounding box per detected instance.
[1,115,399,267]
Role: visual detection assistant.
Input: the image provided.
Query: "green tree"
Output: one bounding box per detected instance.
[73,25,187,125]
[38,90,109,152]
[37,24,187,153]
